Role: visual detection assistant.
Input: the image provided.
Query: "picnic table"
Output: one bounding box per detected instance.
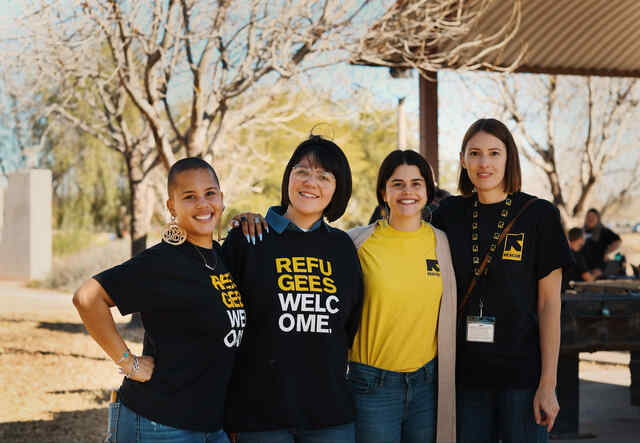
[553,280,640,439]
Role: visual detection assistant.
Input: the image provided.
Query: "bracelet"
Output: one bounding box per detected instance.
[118,355,140,379]
[115,349,131,365]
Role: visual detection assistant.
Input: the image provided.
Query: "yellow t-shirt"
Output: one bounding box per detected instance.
[350,221,443,372]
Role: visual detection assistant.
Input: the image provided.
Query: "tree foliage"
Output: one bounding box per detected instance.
[212,88,412,229]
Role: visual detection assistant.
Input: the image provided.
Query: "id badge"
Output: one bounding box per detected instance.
[466,316,496,343]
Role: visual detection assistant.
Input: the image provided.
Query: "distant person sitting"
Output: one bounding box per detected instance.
[563,228,600,290]
[580,208,622,274]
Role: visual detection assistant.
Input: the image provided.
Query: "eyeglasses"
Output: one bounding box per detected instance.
[291,165,336,185]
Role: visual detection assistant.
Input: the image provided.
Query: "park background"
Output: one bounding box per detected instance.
[1,1,640,442]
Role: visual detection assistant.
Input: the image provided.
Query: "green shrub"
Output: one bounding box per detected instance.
[52,230,100,256]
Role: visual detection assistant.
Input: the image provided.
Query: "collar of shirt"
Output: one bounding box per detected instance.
[265,206,331,234]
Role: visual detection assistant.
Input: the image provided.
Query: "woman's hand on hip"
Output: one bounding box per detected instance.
[119,355,155,382]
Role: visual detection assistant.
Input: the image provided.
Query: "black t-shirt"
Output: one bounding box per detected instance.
[581,225,620,270]
[562,250,589,290]
[221,223,364,431]
[432,192,572,388]
[94,241,245,432]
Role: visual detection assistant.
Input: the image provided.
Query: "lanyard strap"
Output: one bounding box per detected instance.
[458,196,539,314]
[471,194,513,277]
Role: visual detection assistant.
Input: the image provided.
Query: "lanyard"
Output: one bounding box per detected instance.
[471,193,513,278]
[470,193,513,315]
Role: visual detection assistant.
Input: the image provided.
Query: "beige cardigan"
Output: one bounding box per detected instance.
[348,223,457,443]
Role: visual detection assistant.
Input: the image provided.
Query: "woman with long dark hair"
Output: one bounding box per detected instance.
[347,150,457,443]
[431,118,573,443]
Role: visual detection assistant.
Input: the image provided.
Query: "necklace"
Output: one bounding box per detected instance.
[471,193,513,277]
[191,244,217,272]
[470,193,513,316]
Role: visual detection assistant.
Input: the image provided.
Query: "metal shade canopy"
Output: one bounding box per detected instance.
[351,0,640,179]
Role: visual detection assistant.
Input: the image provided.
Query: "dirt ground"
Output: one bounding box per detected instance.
[0,286,142,443]
[2,229,640,443]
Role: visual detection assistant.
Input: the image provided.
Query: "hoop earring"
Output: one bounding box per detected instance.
[381,202,391,226]
[162,216,187,245]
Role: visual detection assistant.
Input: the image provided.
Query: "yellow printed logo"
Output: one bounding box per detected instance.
[211,272,244,308]
[502,233,524,261]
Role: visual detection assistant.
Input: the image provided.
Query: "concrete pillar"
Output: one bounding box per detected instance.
[0,169,52,281]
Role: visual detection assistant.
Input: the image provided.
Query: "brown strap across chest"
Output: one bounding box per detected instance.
[458,197,539,313]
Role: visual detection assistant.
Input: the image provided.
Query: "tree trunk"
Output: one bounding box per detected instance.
[124,156,155,329]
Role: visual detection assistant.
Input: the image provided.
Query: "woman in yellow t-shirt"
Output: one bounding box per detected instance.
[347,150,457,443]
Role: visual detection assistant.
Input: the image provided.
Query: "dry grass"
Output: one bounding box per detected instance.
[28,238,130,293]
[30,233,163,293]
[0,308,142,443]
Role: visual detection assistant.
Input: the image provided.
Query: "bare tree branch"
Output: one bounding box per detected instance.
[484,73,640,225]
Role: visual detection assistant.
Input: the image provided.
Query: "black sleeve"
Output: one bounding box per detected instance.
[603,227,621,246]
[534,201,574,280]
[430,197,450,232]
[345,245,364,347]
[93,247,161,316]
[575,253,589,276]
[346,261,364,348]
[221,228,247,284]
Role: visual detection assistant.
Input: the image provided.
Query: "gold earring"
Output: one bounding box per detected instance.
[215,206,225,242]
[162,216,187,245]
[381,202,390,226]
[216,213,222,242]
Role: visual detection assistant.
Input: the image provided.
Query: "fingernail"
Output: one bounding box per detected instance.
[245,234,250,243]
[266,225,270,233]
[259,233,263,241]
[251,235,256,245]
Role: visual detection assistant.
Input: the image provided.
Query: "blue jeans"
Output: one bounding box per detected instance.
[348,359,436,443]
[457,387,548,443]
[237,422,355,443]
[106,401,230,443]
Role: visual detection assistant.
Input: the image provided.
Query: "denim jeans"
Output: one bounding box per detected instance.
[106,401,230,443]
[236,422,355,443]
[348,359,436,443]
[457,387,548,443]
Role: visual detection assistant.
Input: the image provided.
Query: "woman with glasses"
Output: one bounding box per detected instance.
[222,135,364,443]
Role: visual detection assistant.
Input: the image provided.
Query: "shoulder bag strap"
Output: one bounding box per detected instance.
[458,197,539,313]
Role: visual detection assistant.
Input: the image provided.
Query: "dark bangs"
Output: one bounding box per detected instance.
[280,135,352,222]
[376,149,436,207]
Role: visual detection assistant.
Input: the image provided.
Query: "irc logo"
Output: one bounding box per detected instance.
[502,233,525,261]
[426,259,441,277]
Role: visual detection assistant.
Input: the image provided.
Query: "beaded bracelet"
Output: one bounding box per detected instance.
[118,355,140,379]
[115,349,130,365]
